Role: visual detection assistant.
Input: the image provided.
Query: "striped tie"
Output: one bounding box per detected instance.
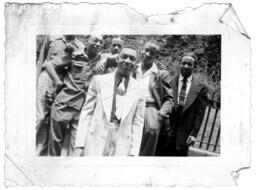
[178,77,187,106]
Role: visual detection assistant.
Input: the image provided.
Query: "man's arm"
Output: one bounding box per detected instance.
[94,53,109,73]
[95,53,118,73]
[130,97,145,156]
[158,71,174,118]
[44,55,71,90]
[73,76,98,156]
[46,40,65,59]
[190,85,209,138]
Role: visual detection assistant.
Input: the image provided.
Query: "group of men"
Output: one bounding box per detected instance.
[36,35,208,157]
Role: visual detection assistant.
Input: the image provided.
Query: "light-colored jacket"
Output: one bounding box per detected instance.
[75,72,145,156]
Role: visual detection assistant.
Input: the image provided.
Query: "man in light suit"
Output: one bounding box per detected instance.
[74,45,145,156]
[156,51,208,156]
[135,41,174,156]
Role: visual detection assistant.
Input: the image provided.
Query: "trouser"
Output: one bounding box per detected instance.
[36,71,55,156]
[175,146,189,156]
[155,132,173,156]
[48,104,80,156]
[162,135,189,156]
[139,105,162,156]
[102,122,120,156]
[156,122,189,156]
[168,110,189,156]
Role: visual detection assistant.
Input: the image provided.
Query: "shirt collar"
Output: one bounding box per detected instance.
[179,73,193,82]
[115,70,130,88]
[137,62,158,75]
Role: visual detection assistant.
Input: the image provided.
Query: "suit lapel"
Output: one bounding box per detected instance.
[149,72,162,108]
[149,72,157,90]
[182,76,202,114]
[100,73,115,122]
[121,77,138,120]
[172,75,179,109]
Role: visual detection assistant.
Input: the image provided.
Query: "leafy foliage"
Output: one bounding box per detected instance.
[94,35,221,102]
[38,35,221,103]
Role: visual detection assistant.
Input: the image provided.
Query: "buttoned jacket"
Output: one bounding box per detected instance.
[75,72,145,156]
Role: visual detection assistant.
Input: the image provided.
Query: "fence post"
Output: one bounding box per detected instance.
[199,92,215,149]
[213,125,221,152]
[199,106,211,148]
[206,108,219,150]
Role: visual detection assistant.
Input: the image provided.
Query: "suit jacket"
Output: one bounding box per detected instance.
[75,72,145,156]
[135,65,174,117]
[169,74,208,150]
[148,69,174,117]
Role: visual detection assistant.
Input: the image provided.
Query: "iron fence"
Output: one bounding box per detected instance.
[193,93,221,155]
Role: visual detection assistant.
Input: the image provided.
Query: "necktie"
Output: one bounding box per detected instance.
[178,77,187,106]
[110,77,126,122]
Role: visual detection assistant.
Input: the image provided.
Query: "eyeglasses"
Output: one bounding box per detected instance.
[120,53,136,62]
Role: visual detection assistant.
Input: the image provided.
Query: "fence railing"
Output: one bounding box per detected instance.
[193,93,221,155]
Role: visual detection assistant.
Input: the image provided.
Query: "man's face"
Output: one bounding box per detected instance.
[180,56,195,78]
[141,42,158,64]
[87,35,103,55]
[111,43,123,54]
[117,48,137,76]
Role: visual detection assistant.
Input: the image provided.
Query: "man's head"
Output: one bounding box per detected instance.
[179,52,197,78]
[111,37,124,54]
[116,45,138,77]
[87,35,103,55]
[141,41,160,65]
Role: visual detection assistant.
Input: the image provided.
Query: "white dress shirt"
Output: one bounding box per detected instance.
[178,74,193,104]
[115,78,126,120]
[136,62,158,103]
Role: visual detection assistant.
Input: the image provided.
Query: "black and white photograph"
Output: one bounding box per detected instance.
[3,1,253,187]
[36,35,221,157]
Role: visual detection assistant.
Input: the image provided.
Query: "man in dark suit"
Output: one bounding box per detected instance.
[156,51,208,156]
[135,41,174,156]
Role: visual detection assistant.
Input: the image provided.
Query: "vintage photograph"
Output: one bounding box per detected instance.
[36,35,221,157]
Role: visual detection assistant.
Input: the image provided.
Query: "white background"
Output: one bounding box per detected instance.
[1,0,255,189]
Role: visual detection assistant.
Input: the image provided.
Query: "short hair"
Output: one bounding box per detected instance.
[111,37,124,46]
[181,51,198,63]
[120,45,138,56]
[88,35,103,44]
[144,40,160,52]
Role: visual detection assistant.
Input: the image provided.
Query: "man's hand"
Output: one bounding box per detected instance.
[186,135,196,146]
[73,147,84,156]
[95,55,108,72]
[55,80,64,94]
[158,112,167,123]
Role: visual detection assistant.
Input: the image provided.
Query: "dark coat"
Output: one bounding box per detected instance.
[169,74,208,150]
[136,68,174,156]
[149,69,174,117]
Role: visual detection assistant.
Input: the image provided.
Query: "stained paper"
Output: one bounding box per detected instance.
[4,2,250,186]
